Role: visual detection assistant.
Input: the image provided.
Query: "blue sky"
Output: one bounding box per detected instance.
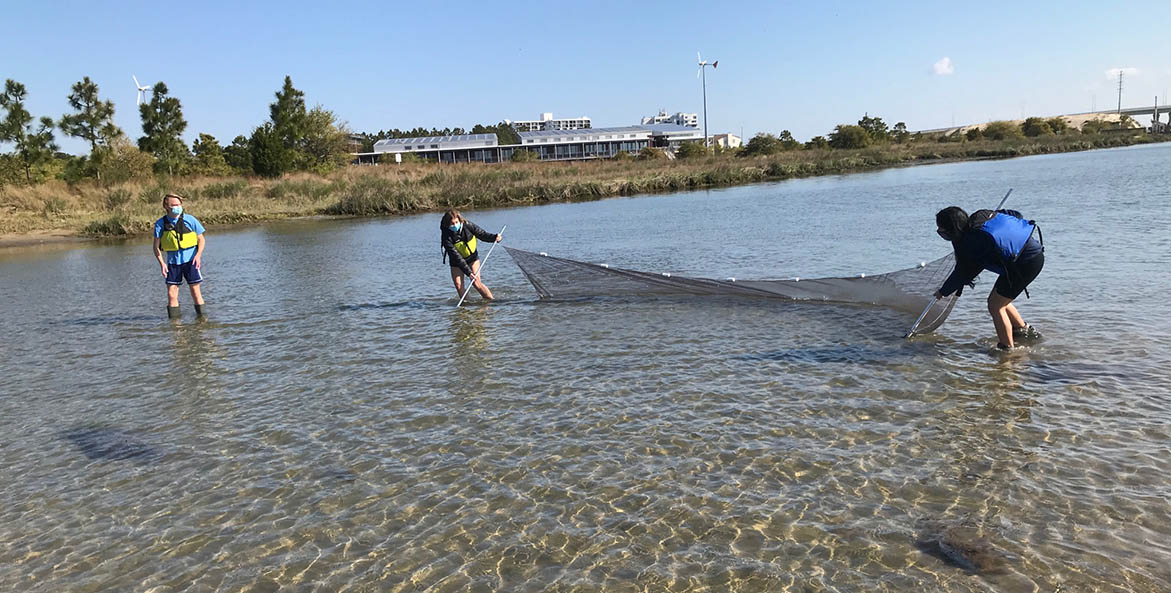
[3,0,1168,155]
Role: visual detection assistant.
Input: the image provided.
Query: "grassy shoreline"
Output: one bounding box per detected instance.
[2,133,1166,244]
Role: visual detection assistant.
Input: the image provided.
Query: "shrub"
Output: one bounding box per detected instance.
[675,142,708,159]
[104,188,133,209]
[828,125,870,149]
[1021,117,1054,137]
[982,121,1024,141]
[510,149,537,162]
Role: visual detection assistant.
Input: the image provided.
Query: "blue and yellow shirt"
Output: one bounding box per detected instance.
[154,215,205,265]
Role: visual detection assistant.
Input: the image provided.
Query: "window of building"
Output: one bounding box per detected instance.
[431,144,439,149]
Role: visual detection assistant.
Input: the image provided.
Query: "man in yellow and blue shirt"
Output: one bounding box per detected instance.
[152,194,206,319]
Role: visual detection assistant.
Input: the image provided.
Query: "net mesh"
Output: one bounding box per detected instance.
[505,247,958,335]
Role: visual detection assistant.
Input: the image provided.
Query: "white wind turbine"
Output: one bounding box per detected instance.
[133,75,151,105]
[697,52,718,147]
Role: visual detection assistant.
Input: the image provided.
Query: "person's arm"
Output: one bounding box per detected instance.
[153,237,167,277]
[937,237,986,297]
[465,221,499,243]
[442,231,473,275]
[193,233,205,269]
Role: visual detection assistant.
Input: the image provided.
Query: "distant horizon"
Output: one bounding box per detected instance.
[4,0,1168,156]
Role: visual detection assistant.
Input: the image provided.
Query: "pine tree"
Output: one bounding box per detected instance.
[138,81,189,175]
[0,79,59,183]
[58,76,122,181]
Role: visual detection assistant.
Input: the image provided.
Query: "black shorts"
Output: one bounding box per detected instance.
[450,253,478,270]
[994,252,1044,300]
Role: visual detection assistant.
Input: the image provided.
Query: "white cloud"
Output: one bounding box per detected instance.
[1105,67,1139,79]
[933,57,954,75]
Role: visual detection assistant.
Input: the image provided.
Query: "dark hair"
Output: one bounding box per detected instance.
[440,209,462,230]
[162,193,184,205]
[935,206,969,242]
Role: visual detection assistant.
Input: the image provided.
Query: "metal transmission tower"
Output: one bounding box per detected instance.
[697,52,718,147]
[1117,70,1124,113]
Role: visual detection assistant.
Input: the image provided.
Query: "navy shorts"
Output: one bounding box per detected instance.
[166,261,203,285]
[994,252,1043,300]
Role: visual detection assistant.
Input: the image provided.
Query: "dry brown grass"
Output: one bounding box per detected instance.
[1,131,1163,238]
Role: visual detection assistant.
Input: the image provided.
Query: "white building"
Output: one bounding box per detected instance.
[640,110,699,128]
[505,112,592,132]
[710,133,742,149]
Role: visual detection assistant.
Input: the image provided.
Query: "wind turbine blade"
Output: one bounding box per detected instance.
[697,68,701,79]
[697,51,701,63]
[133,75,139,87]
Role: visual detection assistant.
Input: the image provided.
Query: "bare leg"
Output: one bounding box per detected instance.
[470,259,494,301]
[167,284,180,307]
[189,283,205,305]
[450,266,467,298]
[988,291,1022,348]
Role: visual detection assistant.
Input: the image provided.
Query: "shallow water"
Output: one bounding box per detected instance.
[2,143,1171,592]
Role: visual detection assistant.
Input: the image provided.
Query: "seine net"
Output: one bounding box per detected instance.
[505,247,958,335]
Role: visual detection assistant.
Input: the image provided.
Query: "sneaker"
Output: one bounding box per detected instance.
[1012,324,1042,341]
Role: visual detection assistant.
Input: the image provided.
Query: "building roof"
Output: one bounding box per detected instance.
[373,134,497,147]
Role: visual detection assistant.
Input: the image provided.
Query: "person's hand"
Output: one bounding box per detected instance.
[933,290,943,299]
[160,261,168,278]
[193,255,201,270]
[494,234,502,243]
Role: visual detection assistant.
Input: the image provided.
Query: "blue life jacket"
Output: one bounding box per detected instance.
[977,212,1037,275]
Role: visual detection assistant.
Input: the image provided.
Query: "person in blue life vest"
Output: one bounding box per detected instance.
[441,209,502,301]
[153,194,206,319]
[934,206,1044,349]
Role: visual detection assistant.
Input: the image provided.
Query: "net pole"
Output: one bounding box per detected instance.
[457,225,506,307]
[904,189,1012,338]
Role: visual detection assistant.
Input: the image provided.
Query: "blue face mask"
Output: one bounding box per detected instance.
[449,222,462,232]
[169,205,183,217]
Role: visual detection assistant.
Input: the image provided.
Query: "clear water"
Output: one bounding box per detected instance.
[2,143,1170,592]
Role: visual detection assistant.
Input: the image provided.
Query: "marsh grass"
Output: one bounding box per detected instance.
[1,132,1162,237]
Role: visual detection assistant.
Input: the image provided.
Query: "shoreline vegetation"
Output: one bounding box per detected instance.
[4,74,1166,246]
[2,131,1166,244]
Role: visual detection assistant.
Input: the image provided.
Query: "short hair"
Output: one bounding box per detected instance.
[162,193,184,205]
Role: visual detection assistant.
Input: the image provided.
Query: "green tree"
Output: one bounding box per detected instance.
[857,114,890,142]
[249,123,293,177]
[1046,117,1069,134]
[58,76,122,181]
[299,106,352,174]
[675,141,708,158]
[270,75,307,153]
[828,124,870,149]
[965,127,984,141]
[97,137,154,184]
[742,133,782,156]
[138,81,189,175]
[777,130,800,150]
[982,120,1024,141]
[1021,117,1054,137]
[892,122,910,143]
[223,135,252,172]
[0,79,59,183]
[804,136,828,150]
[188,133,233,176]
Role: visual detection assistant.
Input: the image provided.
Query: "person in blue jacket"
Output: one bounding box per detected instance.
[934,206,1044,349]
[152,194,206,319]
